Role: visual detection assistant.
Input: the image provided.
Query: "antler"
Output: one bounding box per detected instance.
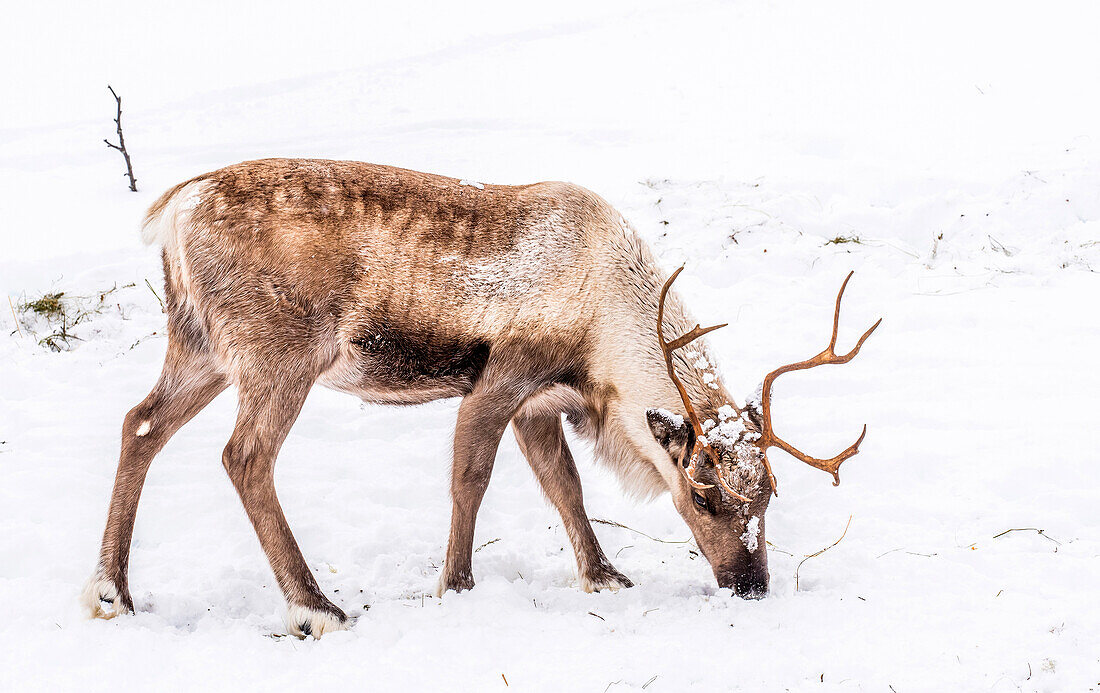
[657,267,749,502]
[755,271,881,496]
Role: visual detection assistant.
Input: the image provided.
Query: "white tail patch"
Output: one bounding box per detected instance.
[140,180,212,252]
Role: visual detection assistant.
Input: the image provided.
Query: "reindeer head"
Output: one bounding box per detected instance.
[648,268,880,598]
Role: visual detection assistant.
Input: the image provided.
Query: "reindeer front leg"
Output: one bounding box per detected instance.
[511,412,632,592]
[436,379,529,596]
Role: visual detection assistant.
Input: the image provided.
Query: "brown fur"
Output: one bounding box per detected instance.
[85,159,772,636]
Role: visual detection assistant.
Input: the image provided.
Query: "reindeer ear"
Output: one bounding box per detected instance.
[646,409,695,465]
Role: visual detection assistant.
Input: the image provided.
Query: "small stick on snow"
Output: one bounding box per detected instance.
[765,540,794,557]
[475,537,500,553]
[875,547,937,559]
[795,515,852,591]
[992,527,1062,545]
[8,296,22,337]
[145,278,164,310]
[614,545,633,558]
[590,518,691,544]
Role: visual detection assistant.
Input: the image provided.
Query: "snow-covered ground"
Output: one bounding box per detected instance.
[2,2,1098,690]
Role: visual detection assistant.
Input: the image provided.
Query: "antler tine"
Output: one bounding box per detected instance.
[657,267,728,427]
[665,323,727,352]
[657,267,741,497]
[825,271,882,361]
[756,272,881,494]
[825,271,853,353]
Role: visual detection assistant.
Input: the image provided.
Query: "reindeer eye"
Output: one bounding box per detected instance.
[692,492,713,514]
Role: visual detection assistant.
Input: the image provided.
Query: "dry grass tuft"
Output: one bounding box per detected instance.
[12,283,135,351]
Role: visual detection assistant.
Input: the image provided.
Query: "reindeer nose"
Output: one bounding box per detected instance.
[734,570,769,599]
[718,567,769,599]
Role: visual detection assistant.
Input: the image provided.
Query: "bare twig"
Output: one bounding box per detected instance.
[475,538,500,553]
[765,540,794,557]
[988,235,1015,257]
[587,611,605,621]
[501,673,509,687]
[795,515,852,591]
[128,331,160,351]
[104,85,137,192]
[875,548,937,559]
[144,278,164,310]
[8,296,22,337]
[642,675,659,689]
[992,527,1062,545]
[590,518,691,544]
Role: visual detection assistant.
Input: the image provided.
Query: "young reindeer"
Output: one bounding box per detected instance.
[82,159,879,638]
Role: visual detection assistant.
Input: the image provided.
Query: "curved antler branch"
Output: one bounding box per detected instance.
[657,267,747,501]
[755,272,881,495]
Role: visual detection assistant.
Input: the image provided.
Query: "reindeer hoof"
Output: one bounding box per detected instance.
[434,570,475,598]
[286,603,348,639]
[580,564,633,593]
[81,575,133,619]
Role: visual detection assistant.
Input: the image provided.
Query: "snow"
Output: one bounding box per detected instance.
[2,1,1099,691]
[649,408,684,430]
[740,516,761,554]
[701,405,753,448]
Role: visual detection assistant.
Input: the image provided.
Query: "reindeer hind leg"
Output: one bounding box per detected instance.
[83,335,227,619]
[220,361,347,638]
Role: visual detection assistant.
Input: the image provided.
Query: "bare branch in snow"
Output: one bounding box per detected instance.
[590,517,692,545]
[795,515,852,591]
[992,527,1062,545]
[104,85,138,191]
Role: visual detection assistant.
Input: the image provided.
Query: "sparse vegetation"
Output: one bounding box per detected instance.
[825,234,863,246]
[12,283,135,351]
[23,292,66,318]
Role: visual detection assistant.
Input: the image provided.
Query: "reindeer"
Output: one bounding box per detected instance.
[82,159,879,638]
